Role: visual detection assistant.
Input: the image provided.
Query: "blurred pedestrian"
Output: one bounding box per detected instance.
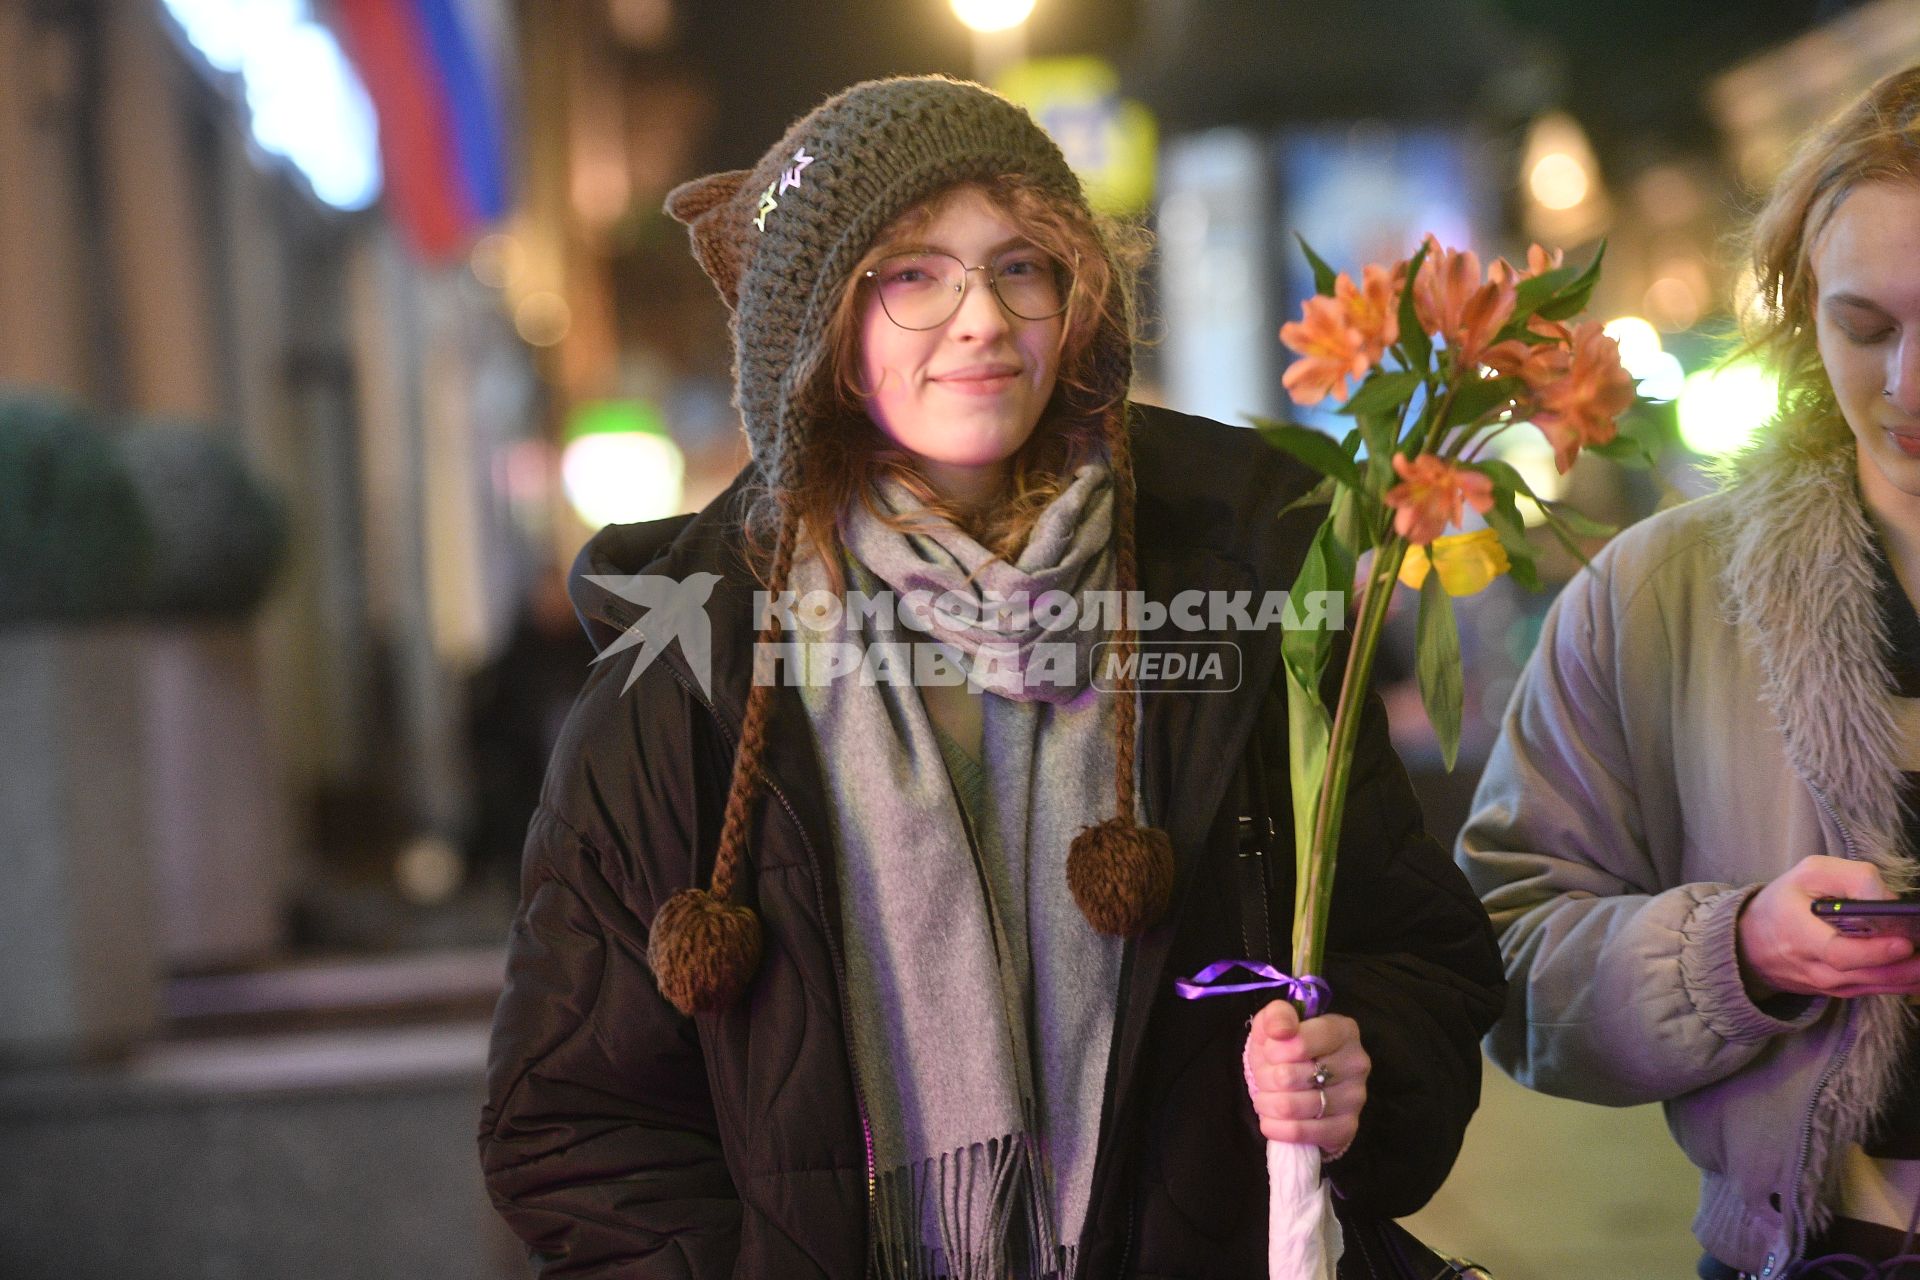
[463,564,594,893]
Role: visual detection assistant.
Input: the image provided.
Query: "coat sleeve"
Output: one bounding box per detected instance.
[1455,554,1826,1110]
[1277,677,1508,1218]
[478,804,740,1279]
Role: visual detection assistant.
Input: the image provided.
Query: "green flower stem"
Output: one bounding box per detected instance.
[1290,534,1410,989]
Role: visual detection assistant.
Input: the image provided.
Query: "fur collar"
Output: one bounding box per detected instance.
[1716,416,1917,1232]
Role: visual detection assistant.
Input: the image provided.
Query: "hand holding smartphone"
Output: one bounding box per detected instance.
[1810,898,1920,939]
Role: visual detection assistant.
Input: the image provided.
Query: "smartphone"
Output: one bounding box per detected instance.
[1810,898,1920,939]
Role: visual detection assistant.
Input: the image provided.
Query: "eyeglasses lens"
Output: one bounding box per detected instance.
[869,250,1068,329]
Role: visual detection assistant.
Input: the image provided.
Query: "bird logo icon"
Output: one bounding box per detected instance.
[587,572,723,699]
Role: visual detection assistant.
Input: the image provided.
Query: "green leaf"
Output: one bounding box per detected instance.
[1483,486,1541,592]
[1337,369,1424,419]
[1281,519,1346,736]
[1510,263,1581,325]
[1415,570,1464,771]
[1472,458,1615,542]
[1280,516,1354,904]
[1469,457,1539,505]
[1586,435,1652,468]
[1254,418,1366,491]
[1297,234,1339,297]
[1396,240,1431,371]
[1357,407,1400,489]
[1278,474,1337,520]
[1442,376,1524,430]
[1534,242,1607,321]
[1541,502,1616,538]
[1539,507,1596,569]
[1331,484,1369,561]
[1284,654,1331,892]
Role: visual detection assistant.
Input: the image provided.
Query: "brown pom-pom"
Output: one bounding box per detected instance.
[648,888,763,1015]
[1067,817,1175,936]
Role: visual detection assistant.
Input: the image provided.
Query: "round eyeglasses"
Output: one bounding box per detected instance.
[862,248,1071,330]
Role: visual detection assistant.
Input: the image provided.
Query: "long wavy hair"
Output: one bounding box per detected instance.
[1739,65,1920,440]
[739,174,1151,592]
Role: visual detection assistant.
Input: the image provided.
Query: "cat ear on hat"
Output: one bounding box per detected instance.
[665,169,752,309]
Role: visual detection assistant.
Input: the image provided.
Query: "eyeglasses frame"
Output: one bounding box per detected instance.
[860,248,1073,332]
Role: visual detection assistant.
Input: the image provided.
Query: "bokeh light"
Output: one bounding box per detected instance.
[160,0,381,211]
[1678,359,1778,457]
[949,0,1038,34]
[1603,315,1685,401]
[1528,152,1590,210]
[561,402,686,528]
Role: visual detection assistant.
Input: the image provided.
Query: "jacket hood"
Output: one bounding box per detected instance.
[570,517,695,657]
[567,466,763,658]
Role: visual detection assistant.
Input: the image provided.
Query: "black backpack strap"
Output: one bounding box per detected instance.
[1231,726,1279,963]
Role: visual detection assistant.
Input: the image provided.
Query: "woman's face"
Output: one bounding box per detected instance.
[1811,180,1920,505]
[857,187,1064,506]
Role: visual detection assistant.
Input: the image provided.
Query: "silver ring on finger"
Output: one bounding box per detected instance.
[1315,1087,1328,1120]
[1311,1060,1332,1089]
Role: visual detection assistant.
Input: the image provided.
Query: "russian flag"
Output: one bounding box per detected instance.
[334,0,512,262]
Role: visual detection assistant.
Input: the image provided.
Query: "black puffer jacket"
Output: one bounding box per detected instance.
[479,403,1504,1278]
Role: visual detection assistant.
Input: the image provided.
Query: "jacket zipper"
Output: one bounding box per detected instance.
[657,657,880,1278]
[1809,784,1861,860]
[1775,783,1865,1275]
[1783,1012,1859,1272]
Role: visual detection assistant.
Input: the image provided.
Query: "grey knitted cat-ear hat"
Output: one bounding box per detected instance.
[651,76,1171,1016]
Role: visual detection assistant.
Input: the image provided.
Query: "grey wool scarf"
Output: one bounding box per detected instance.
[787,461,1129,1280]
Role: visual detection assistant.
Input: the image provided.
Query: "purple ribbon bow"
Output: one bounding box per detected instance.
[1174,960,1330,1018]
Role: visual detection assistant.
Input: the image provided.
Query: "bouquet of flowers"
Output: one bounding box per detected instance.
[1252,233,1646,1276]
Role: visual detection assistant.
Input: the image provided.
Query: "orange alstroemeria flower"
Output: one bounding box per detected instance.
[1484,334,1570,388]
[1412,236,1516,368]
[1281,265,1402,405]
[1280,293,1371,405]
[1526,243,1566,277]
[1383,453,1495,546]
[1488,243,1573,342]
[1339,263,1400,365]
[1489,243,1566,285]
[1530,320,1636,473]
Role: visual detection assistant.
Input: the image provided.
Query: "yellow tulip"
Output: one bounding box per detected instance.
[1398,528,1511,596]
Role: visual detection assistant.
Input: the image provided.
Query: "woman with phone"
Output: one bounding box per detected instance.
[1458,66,1920,1278]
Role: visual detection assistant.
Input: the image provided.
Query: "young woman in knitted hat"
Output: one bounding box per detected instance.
[480,75,1504,1279]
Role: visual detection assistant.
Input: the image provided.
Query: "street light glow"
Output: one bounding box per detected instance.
[950,0,1036,34]
[1529,152,1589,211]
[1678,359,1778,457]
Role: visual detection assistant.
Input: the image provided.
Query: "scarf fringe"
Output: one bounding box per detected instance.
[872,1132,1081,1280]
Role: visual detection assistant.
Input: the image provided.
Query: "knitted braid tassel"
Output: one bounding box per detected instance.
[1066,415,1175,936]
[647,504,800,1015]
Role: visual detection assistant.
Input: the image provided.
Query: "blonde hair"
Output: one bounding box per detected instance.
[1739,65,1920,436]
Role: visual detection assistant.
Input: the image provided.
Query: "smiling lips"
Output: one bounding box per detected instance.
[933,363,1022,394]
[1888,426,1920,458]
